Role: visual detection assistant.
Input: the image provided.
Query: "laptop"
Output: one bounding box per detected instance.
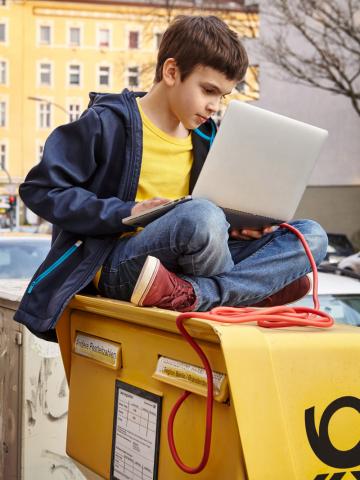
[123,101,328,228]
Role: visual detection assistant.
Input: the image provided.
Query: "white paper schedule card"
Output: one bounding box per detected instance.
[111,381,162,480]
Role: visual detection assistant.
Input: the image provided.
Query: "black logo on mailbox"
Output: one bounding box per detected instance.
[305,396,360,479]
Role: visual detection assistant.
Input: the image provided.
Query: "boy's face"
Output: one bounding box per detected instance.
[166,63,237,130]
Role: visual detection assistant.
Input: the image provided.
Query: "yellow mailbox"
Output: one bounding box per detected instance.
[56,294,360,480]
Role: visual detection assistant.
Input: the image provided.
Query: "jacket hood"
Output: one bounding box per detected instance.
[87,89,217,139]
[87,89,141,121]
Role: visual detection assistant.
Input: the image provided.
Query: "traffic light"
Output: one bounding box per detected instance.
[8,195,16,208]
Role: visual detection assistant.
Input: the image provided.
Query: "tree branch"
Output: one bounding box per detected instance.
[260,0,360,116]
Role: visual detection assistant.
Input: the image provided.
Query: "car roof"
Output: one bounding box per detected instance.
[0,233,51,241]
[315,272,360,295]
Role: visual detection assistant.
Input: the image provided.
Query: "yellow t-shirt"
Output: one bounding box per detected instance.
[93,98,194,289]
[135,97,193,201]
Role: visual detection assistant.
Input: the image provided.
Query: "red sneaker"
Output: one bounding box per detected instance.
[131,256,197,312]
[250,275,311,308]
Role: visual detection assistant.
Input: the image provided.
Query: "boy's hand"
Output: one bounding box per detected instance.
[229,226,275,240]
[131,197,171,216]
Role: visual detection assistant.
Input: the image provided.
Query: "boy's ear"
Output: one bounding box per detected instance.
[162,58,179,87]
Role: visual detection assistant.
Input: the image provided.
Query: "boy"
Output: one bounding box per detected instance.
[15,16,327,340]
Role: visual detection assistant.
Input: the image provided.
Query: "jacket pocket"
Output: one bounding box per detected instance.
[27,240,83,294]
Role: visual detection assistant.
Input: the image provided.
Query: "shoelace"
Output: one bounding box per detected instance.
[167,273,195,310]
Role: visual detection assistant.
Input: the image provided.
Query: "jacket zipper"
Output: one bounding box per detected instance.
[194,120,216,146]
[27,240,83,294]
[123,93,140,201]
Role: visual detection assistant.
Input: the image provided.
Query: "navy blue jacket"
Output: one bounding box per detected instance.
[14,89,216,341]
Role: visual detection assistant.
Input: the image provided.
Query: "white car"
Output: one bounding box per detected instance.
[293,271,360,326]
[338,251,360,275]
[0,233,51,279]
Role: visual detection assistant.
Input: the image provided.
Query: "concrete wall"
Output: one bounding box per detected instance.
[295,186,360,248]
[254,78,360,187]
[248,2,360,242]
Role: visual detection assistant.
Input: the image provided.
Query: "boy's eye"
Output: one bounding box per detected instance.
[202,87,227,101]
[202,87,215,95]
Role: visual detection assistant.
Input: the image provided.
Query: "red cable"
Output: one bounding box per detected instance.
[167,223,334,474]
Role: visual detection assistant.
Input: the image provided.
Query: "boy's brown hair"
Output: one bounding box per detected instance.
[155,15,248,83]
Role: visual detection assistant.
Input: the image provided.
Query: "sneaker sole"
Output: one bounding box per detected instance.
[131,256,160,306]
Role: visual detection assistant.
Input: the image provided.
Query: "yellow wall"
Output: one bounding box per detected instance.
[0,0,25,190]
[0,0,259,196]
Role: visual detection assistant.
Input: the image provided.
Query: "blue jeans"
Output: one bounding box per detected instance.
[98,199,328,310]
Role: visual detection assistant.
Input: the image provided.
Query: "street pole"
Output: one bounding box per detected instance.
[0,163,14,231]
[27,96,71,116]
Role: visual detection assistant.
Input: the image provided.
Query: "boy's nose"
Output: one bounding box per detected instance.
[206,101,219,115]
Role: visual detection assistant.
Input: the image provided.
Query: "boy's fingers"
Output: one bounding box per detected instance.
[241,229,262,239]
[231,227,275,239]
[262,226,279,234]
[229,229,249,240]
[131,197,171,215]
[139,198,169,208]
[230,228,261,239]
[150,197,171,204]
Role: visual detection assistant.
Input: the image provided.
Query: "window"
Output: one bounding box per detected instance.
[235,81,246,93]
[0,144,6,169]
[69,64,80,86]
[39,102,51,128]
[98,66,110,86]
[0,61,6,84]
[0,101,5,127]
[0,23,5,42]
[39,63,51,86]
[68,104,81,122]
[129,31,139,49]
[213,108,224,127]
[99,28,110,48]
[38,144,44,162]
[39,25,51,45]
[69,27,80,46]
[155,32,163,49]
[127,66,139,88]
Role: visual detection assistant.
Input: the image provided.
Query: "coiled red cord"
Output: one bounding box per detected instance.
[167,223,334,474]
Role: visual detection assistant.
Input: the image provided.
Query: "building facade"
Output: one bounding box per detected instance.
[0,0,259,228]
[253,1,360,246]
